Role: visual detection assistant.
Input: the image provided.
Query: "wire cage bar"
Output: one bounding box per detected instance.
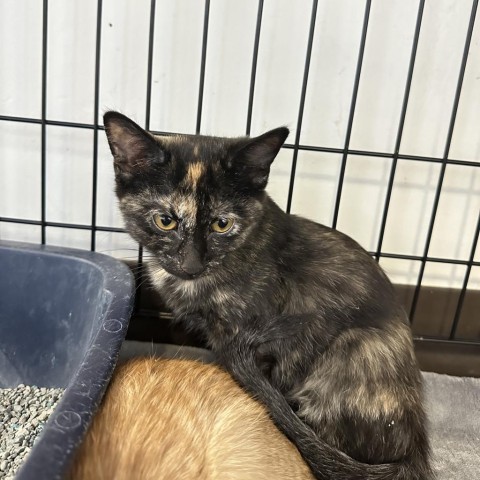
[409,0,479,321]
[0,0,479,348]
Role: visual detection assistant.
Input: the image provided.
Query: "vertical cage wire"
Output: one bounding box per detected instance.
[286,0,319,214]
[331,0,371,229]
[41,0,49,245]
[0,1,478,345]
[375,0,425,262]
[409,0,479,322]
[450,213,480,339]
[196,0,211,135]
[134,0,158,311]
[90,0,103,252]
[245,0,264,136]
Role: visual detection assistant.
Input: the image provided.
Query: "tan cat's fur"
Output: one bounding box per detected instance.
[68,357,313,480]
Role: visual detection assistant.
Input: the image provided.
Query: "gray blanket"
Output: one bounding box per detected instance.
[120,342,480,479]
[424,372,480,480]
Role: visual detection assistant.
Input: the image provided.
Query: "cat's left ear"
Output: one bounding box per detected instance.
[229,127,289,190]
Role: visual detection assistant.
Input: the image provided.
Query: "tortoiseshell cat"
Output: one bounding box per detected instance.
[104,112,432,480]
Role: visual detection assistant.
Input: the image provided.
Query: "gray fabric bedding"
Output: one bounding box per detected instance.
[424,371,480,480]
[119,342,480,479]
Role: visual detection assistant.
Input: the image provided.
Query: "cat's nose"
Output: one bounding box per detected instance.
[181,245,205,276]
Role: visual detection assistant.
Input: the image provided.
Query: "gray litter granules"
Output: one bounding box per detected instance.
[0,384,63,479]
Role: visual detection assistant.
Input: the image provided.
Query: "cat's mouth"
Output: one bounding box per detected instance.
[151,254,208,281]
[164,264,208,281]
[177,269,205,281]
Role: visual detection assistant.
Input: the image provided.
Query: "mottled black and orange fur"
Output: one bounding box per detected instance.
[104,111,433,480]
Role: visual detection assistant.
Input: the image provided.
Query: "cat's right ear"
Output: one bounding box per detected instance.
[103,111,166,177]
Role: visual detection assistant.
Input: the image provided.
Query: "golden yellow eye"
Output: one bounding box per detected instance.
[211,218,234,233]
[153,213,177,231]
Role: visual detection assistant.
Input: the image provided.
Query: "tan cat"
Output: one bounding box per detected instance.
[68,357,313,480]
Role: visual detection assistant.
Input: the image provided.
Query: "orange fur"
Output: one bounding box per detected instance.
[68,358,313,480]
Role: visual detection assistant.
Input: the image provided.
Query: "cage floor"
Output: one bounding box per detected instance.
[424,371,480,479]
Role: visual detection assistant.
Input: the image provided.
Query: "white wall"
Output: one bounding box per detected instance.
[0,0,479,289]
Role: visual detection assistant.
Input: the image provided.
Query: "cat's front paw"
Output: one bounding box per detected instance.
[177,311,205,330]
[180,311,204,322]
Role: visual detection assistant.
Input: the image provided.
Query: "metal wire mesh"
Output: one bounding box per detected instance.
[1,0,479,346]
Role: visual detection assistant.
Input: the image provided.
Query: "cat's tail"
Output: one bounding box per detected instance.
[223,348,432,480]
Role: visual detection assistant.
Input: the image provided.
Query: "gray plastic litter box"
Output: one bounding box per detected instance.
[0,240,135,479]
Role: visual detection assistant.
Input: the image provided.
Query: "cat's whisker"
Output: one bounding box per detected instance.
[95,248,155,260]
[126,262,154,270]
[133,276,156,293]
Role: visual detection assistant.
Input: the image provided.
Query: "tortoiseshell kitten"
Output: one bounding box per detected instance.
[104,111,432,480]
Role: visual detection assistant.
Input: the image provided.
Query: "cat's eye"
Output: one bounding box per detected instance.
[211,218,234,233]
[153,213,177,231]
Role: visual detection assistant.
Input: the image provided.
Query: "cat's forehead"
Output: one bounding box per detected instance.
[183,162,205,191]
[155,133,242,195]
[123,134,251,226]
[157,133,236,165]
[136,136,233,221]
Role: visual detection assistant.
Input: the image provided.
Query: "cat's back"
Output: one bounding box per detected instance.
[68,357,313,480]
[281,213,396,303]
[286,212,375,264]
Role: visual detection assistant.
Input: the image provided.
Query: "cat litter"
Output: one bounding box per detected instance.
[0,385,63,479]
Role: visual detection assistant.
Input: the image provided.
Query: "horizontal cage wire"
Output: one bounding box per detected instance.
[0,0,479,346]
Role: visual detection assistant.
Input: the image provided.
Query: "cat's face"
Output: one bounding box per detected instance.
[104,112,288,280]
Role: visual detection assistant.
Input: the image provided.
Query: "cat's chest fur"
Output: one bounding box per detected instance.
[148,264,275,345]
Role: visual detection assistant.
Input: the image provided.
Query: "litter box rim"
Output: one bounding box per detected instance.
[0,240,135,480]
